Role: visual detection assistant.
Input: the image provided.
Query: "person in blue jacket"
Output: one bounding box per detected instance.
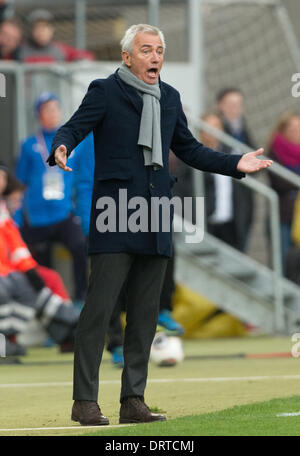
[16,92,88,303]
[72,131,94,237]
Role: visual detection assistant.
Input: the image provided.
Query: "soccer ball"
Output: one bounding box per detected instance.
[150,332,184,367]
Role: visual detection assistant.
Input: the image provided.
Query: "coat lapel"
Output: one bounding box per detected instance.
[114,70,143,115]
[159,78,167,108]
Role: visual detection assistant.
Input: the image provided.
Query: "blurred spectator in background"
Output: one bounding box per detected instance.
[157,245,184,336]
[267,112,300,272]
[0,17,23,60]
[16,92,88,305]
[3,170,25,214]
[216,88,254,251]
[72,132,95,240]
[0,165,79,356]
[4,173,71,307]
[20,9,94,63]
[0,0,8,23]
[200,113,239,246]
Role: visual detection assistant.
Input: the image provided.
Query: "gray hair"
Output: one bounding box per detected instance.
[120,24,166,54]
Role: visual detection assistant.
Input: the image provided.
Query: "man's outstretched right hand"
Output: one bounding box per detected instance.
[54,145,72,172]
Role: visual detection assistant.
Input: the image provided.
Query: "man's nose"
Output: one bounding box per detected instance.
[150,52,161,63]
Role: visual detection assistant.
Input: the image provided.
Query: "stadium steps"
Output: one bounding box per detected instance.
[173,217,300,335]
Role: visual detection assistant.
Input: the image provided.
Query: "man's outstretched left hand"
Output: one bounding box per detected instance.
[237,148,273,174]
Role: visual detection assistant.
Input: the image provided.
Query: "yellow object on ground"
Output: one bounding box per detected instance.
[292,190,300,247]
[172,283,247,339]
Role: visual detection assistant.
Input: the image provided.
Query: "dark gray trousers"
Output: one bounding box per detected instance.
[73,252,168,403]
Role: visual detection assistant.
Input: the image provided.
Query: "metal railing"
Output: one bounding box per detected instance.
[0,61,114,146]
[187,116,289,331]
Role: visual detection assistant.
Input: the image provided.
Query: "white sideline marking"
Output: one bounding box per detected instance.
[1,374,300,389]
[276,412,300,417]
[0,424,135,432]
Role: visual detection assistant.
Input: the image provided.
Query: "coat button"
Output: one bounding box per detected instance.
[150,183,155,189]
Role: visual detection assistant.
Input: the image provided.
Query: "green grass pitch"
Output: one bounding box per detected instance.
[0,335,299,436]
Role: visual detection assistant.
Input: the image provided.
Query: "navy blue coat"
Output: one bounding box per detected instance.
[48,69,245,257]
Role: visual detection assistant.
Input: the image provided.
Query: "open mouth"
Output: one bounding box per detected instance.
[147,68,159,78]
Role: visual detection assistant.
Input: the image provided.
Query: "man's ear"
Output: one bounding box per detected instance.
[121,51,131,67]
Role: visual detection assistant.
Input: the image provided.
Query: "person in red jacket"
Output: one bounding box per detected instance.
[19,9,94,63]
[4,174,70,301]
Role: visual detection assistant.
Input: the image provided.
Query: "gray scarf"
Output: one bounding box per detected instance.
[118,62,163,168]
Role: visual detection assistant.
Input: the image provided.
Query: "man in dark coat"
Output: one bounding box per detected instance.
[48,24,272,426]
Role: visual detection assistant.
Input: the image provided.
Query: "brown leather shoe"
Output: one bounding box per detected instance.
[71,400,109,426]
[119,396,166,424]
